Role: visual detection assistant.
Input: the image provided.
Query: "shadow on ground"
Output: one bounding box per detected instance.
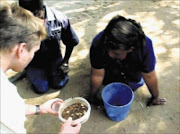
[9,0,179,133]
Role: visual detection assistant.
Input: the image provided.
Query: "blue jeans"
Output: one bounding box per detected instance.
[26,58,69,94]
[128,78,145,91]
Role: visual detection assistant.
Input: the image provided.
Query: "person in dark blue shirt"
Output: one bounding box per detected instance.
[89,15,166,107]
[19,0,79,94]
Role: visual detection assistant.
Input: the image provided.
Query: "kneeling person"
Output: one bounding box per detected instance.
[89,15,166,107]
[19,0,79,93]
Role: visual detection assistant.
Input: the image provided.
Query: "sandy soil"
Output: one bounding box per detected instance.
[6,0,180,133]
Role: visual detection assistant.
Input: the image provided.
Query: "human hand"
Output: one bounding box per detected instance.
[58,63,69,74]
[59,117,81,134]
[40,98,63,116]
[147,97,167,107]
[86,95,103,106]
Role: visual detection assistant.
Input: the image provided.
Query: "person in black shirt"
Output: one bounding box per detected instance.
[89,15,166,107]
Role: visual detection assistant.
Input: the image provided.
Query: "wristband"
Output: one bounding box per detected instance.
[62,63,68,67]
[35,105,40,115]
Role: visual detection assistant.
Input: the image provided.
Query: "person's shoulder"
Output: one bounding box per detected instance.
[52,8,66,18]
[45,5,68,20]
[145,36,152,45]
[0,69,17,91]
[45,6,69,29]
[92,31,104,47]
[51,7,68,19]
[141,36,154,53]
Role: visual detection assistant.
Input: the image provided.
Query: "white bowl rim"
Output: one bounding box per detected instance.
[58,97,91,124]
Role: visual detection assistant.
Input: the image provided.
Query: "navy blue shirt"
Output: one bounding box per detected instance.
[44,6,79,46]
[29,5,79,67]
[90,31,156,83]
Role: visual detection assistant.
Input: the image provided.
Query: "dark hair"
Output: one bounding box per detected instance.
[19,0,45,19]
[103,15,146,50]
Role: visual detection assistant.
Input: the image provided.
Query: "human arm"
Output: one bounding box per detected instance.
[25,98,63,116]
[52,10,78,73]
[61,16,79,65]
[142,70,166,107]
[59,117,81,134]
[89,67,105,101]
[62,45,74,64]
[58,45,74,74]
[60,21,79,73]
[88,32,107,104]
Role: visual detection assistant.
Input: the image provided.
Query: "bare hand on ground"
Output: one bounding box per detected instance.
[147,97,167,107]
[58,63,69,74]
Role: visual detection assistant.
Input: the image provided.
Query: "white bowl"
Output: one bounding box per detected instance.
[58,97,91,124]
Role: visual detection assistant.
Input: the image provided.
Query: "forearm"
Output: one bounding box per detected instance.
[90,68,104,97]
[90,78,103,97]
[25,104,36,116]
[142,70,159,98]
[25,98,63,116]
[25,104,45,116]
[63,46,74,63]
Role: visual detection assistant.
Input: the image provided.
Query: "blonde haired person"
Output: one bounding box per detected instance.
[0,3,64,133]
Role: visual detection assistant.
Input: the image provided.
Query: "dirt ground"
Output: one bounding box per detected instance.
[6,0,179,133]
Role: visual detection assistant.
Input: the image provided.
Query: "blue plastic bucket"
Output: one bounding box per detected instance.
[102,82,134,121]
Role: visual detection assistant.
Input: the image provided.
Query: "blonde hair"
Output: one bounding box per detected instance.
[0,2,47,51]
